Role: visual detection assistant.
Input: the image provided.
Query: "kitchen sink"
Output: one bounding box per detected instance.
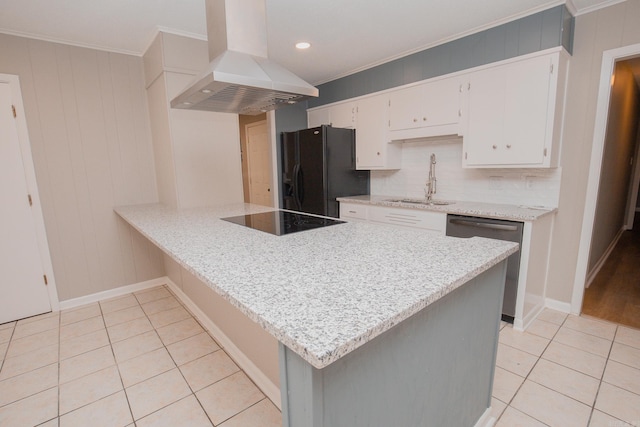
[385,198,455,206]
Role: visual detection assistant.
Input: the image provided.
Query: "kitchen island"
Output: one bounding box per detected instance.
[115,203,518,427]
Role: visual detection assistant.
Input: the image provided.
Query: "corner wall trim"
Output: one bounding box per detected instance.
[165,278,282,410]
[58,277,168,311]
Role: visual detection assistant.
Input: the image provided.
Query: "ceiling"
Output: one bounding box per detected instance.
[0,0,622,85]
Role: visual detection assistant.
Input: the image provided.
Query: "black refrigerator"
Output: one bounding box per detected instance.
[281,125,370,218]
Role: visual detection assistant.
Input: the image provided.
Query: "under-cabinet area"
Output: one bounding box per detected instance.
[307,47,569,171]
[338,197,555,330]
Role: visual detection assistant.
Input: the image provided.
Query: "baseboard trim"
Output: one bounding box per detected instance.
[58,277,168,310]
[165,278,282,410]
[545,298,572,314]
[474,407,496,427]
[585,227,625,288]
[58,276,282,409]
[513,303,545,332]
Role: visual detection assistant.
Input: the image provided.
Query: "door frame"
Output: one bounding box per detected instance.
[571,43,640,314]
[1,73,60,313]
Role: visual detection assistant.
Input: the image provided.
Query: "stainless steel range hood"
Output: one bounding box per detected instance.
[171,0,318,115]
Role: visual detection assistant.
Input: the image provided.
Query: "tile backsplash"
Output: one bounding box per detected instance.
[370,138,561,208]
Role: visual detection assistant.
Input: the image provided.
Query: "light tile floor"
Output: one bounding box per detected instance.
[493,309,640,427]
[0,285,639,426]
[0,285,281,427]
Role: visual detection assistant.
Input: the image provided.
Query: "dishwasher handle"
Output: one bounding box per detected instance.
[448,218,519,232]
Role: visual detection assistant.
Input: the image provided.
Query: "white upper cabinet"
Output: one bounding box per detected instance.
[307,101,356,129]
[462,49,568,168]
[329,101,357,129]
[307,108,331,128]
[307,97,400,170]
[388,77,462,140]
[355,94,401,170]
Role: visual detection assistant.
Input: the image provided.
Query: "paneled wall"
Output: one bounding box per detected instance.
[0,33,164,301]
[309,5,573,107]
[546,0,640,305]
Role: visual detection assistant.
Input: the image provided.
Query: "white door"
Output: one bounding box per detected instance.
[0,80,52,323]
[246,121,273,207]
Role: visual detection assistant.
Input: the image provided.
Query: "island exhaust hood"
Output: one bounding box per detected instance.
[170,0,318,115]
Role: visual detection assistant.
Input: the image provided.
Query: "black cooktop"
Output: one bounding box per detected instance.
[221,210,345,236]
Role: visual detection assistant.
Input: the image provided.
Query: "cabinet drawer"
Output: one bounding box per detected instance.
[340,203,368,220]
[368,206,445,233]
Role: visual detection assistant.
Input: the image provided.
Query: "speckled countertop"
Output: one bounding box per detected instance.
[337,195,556,221]
[115,203,518,369]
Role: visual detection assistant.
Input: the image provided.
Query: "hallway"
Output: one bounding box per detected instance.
[583,220,640,329]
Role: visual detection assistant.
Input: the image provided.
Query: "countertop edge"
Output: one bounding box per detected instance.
[114,203,518,369]
[337,195,557,222]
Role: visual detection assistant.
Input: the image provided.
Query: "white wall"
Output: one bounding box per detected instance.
[0,33,165,301]
[143,32,244,210]
[371,138,561,207]
[546,0,640,304]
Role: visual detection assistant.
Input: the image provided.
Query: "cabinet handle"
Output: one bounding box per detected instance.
[423,117,427,121]
[377,152,381,155]
[506,144,512,149]
[348,210,357,214]
[413,118,418,122]
[492,144,497,149]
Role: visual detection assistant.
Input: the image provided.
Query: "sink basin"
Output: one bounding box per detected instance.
[386,198,455,206]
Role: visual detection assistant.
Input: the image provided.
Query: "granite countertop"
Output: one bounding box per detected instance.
[115,203,518,369]
[337,195,556,221]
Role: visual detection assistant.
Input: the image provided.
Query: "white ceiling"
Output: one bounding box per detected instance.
[0,0,622,85]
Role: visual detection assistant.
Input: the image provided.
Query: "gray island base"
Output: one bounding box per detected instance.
[279,262,506,427]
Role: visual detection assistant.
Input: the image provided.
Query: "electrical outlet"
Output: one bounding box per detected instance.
[489,176,503,190]
[525,176,536,190]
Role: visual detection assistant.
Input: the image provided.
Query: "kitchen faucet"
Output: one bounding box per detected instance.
[425,153,436,202]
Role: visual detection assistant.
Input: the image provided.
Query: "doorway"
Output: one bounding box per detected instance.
[239,114,273,207]
[0,74,58,323]
[574,47,640,328]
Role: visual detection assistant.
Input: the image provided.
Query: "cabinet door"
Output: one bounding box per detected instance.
[308,107,331,128]
[501,55,552,165]
[464,66,506,166]
[423,78,461,128]
[329,102,356,129]
[355,95,390,169]
[464,53,556,168]
[388,85,423,131]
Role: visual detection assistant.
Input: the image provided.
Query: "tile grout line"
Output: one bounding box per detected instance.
[584,323,617,427]
[57,306,61,425]
[100,295,137,427]
[495,313,568,426]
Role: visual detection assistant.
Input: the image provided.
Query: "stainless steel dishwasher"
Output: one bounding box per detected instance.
[446,214,523,323]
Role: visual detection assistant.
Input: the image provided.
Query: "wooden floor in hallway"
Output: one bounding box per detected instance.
[583,219,640,330]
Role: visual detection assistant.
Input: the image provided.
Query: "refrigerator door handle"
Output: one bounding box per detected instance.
[297,166,304,205]
[293,164,301,209]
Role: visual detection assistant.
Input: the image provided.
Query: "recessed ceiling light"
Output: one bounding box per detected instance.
[295,42,311,50]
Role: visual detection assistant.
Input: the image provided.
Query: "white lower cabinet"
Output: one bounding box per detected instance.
[340,203,445,234]
[340,203,368,221]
